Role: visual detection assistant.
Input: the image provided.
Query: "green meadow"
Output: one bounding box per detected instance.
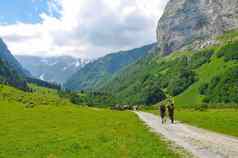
[0,85,186,158]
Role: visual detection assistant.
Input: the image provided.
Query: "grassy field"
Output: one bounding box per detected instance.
[0,84,72,107]
[0,85,186,158]
[148,109,238,137]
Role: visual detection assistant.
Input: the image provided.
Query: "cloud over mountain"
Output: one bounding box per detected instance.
[0,0,168,59]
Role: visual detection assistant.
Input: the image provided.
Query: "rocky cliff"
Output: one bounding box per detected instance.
[157,0,238,54]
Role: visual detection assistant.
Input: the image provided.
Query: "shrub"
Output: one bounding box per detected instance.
[167,69,197,96]
[202,66,238,104]
[216,40,238,61]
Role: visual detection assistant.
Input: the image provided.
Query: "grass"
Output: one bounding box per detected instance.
[0,85,186,158]
[148,109,238,137]
[174,56,237,107]
[0,84,72,107]
[174,30,238,107]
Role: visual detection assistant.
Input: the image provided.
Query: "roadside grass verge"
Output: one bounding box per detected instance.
[147,109,238,137]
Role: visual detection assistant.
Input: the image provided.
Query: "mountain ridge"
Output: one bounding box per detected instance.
[87,0,238,106]
[0,38,30,77]
[0,38,29,90]
[64,43,157,91]
[16,55,90,84]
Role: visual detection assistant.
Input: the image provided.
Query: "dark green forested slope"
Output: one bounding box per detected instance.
[0,38,59,91]
[0,38,30,90]
[0,38,30,77]
[0,59,29,91]
[99,30,238,107]
[64,44,156,91]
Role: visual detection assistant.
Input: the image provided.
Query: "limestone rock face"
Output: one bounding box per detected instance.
[157,0,238,54]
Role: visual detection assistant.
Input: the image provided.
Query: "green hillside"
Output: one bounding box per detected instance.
[64,44,156,91]
[0,84,70,107]
[0,59,29,91]
[0,38,30,77]
[175,31,238,106]
[99,30,238,107]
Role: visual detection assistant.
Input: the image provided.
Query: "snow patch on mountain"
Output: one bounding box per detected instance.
[16,55,91,84]
[39,74,45,80]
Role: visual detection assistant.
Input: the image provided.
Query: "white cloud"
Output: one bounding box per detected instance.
[0,0,169,59]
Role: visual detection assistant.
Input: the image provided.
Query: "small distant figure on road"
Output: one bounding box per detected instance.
[167,98,175,124]
[160,104,166,124]
[133,105,138,111]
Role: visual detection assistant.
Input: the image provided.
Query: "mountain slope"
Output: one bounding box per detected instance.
[100,30,238,106]
[64,43,156,91]
[16,55,90,84]
[95,0,238,106]
[0,38,29,90]
[0,38,30,77]
[175,31,238,106]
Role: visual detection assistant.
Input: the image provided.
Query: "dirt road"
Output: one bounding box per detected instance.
[135,111,238,158]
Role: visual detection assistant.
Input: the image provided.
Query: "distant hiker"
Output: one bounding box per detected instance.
[167,99,175,124]
[133,105,138,111]
[160,104,166,124]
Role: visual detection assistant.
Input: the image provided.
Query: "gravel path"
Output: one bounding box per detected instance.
[135,111,238,158]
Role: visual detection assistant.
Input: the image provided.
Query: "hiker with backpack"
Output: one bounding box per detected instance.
[159,103,166,124]
[167,98,175,124]
[159,97,175,124]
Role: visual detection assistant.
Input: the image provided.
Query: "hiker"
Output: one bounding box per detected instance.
[133,105,138,111]
[159,104,166,124]
[167,99,175,124]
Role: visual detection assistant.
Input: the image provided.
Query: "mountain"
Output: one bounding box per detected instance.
[0,38,29,90]
[157,0,238,54]
[64,43,156,91]
[16,55,90,84]
[100,30,238,106]
[96,0,238,106]
[0,38,30,77]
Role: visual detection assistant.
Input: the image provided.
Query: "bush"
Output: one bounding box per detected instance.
[190,48,214,69]
[167,68,197,96]
[202,66,238,104]
[199,83,209,95]
[194,103,209,111]
[216,40,238,61]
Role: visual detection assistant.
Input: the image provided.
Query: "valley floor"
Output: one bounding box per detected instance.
[0,101,186,158]
[1,85,238,158]
[135,111,238,158]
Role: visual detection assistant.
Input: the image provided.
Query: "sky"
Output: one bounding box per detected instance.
[0,0,169,59]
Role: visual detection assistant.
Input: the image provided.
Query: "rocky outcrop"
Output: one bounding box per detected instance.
[157,0,238,54]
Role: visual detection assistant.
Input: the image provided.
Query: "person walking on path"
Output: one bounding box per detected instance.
[167,98,175,124]
[159,104,166,124]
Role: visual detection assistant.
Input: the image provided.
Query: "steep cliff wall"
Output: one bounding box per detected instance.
[157,0,238,54]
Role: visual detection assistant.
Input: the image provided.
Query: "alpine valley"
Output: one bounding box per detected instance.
[64,0,238,107]
[0,0,238,157]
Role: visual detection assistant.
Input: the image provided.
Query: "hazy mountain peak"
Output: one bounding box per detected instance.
[16,55,91,84]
